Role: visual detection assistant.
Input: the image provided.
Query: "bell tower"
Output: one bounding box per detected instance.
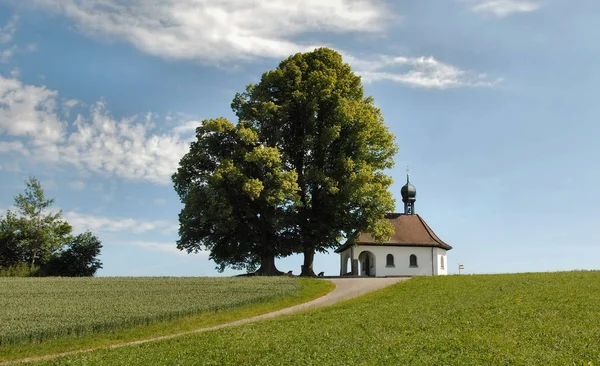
[401,167,417,214]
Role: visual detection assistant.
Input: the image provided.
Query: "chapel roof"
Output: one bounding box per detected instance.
[335,213,452,253]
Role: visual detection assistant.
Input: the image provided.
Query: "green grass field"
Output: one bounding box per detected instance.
[0,277,333,363]
[0,276,299,346]
[35,271,600,365]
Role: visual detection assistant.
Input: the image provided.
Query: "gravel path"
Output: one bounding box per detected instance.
[3,277,408,365]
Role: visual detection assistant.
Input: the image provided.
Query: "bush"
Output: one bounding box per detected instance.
[0,263,39,277]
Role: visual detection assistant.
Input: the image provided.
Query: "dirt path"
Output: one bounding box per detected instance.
[4,277,408,365]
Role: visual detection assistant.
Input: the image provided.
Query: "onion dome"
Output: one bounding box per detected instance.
[401,174,416,203]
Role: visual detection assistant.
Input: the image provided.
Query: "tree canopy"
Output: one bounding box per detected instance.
[173,118,300,274]
[0,177,103,277]
[173,47,398,276]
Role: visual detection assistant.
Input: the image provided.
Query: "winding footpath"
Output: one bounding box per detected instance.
[3,277,408,365]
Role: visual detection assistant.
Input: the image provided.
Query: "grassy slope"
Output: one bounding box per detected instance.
[39,271,600,366]
[0,278,333,363]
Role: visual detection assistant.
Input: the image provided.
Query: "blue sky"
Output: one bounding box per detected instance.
[1,0,598,276]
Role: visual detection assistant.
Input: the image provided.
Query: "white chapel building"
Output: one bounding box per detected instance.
[336,174,452,277]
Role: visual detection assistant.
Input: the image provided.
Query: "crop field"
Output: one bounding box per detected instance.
[0,276,298,346]
[36,271,600,365]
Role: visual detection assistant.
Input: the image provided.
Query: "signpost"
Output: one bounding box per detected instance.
[458,264,464,274]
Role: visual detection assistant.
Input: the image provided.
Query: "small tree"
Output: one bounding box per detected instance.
[0,211,28,269]
[10,177,72,269]
[44,232,103,277]
[0,177,102,276]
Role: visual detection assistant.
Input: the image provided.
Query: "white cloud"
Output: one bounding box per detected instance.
[64,211,178,235]
[58,101,191,184]
[69,180,85,190]
[0,15,17,44]
[63,98,79,109]
[0,76,66,143]
[114,240,192,256]
[62,98,80,117]
[0,75,191,185]
[0,161,20,172]
[26,0,392,63]
[0,16,32,64]
[0,206,183,254]
[154,198,167,206]
[0,140,29,155]
[172,120,202,135]
[469,0,541,17]
[0,45,16,63]
[1,206,176,236]
[6,1,496,90]
[349,55,500,89]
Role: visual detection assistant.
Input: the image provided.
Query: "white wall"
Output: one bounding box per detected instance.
[339,246,448,277]
[435,247,448,275]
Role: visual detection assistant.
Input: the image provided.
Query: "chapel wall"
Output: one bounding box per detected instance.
[435,248,448,276]
[355,245,435,277]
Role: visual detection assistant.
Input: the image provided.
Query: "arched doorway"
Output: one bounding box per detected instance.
[358,251,376,277]
[340,253,353,275]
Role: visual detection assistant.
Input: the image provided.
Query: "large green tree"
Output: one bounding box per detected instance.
[172,118,300,275]
[232,48,398,276]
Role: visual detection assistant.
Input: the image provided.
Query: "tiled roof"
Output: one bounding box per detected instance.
[335,213,452,253]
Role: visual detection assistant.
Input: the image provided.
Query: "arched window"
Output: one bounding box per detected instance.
[409,254,418,267]
[440,256,445,270]
[386,254,394,267]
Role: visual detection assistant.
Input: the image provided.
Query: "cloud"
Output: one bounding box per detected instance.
[113,240,196,256]
[172,120,202,136]
[154,198,167,206]
[26,0,391,63]
[0,45,16,63]
[469,0,541,17]
[0,15,17,44]
[6,1,497,90]
[59,102,191,184]
[61,98,80,117]
[0,75,191,185]
[349,55,500,89]
[0,76,66,143]
[0,16,36,63]
[1,204,177,238]
[63,98,79,109]
[0,140,29,155]
[69,180,85,190]
[0,206,183,255]
[64,211,178,235]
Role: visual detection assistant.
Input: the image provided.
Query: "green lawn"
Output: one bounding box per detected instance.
[37,271,600,365]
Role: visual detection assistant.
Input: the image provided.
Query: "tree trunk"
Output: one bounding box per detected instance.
[30,249,36,269]
[254,254,283,276]
[300,248,316,277]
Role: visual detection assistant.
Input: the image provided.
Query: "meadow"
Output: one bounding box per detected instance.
[0,276,299,346]
[35,271,600,365]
